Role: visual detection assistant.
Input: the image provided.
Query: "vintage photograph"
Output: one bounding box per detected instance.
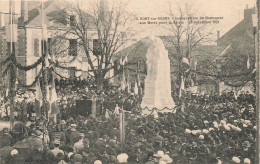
[0,0,259,163]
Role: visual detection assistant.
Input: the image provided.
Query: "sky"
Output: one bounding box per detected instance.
[0,0,257,40]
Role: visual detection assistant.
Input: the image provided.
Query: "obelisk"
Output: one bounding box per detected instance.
[141,36,175,115]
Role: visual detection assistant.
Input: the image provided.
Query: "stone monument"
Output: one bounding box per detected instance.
[141,36,175,115]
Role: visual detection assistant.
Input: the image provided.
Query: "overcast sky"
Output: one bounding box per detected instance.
[0,0,256,40]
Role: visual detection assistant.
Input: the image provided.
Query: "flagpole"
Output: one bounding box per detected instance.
[40,0,49,120]
[7,0,17,130]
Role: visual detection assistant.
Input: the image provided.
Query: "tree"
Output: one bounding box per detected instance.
[163,0,214,93]
[50,0,134,90]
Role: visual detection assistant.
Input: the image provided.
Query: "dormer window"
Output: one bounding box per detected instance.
[69,15,76,27]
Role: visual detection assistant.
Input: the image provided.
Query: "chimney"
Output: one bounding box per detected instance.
[21,0,29,23]
[217,31,220,40]
[244,5,255,20]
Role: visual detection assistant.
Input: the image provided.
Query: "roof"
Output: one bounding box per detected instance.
[114,36,222,63]
[17,0,95,29]
[217,7,255,47]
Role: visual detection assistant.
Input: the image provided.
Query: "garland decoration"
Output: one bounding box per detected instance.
[12,54,45,71]
[17,69,43,88]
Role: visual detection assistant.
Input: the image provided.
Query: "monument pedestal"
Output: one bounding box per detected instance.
[141,36,175,115]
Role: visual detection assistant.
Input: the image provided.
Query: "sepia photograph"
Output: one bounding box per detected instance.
[0,0,259,163]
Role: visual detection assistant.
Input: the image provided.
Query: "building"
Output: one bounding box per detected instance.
[0,0,111,88]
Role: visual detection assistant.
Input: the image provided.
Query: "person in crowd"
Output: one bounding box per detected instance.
[0,128,13,148]
[51,140,64,157]
[73,133,85,153]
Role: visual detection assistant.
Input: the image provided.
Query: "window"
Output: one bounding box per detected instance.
[69,15,76,27]
[34,39,39,57]
[69,39,77,56]
[0,37,7,56]
[69,67,76,77]
[93,39,101,56]
[48,38,52,54]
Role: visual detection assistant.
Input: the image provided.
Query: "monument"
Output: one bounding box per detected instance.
[141,36,175,115]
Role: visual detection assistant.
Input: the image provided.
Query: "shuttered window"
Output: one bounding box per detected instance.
[69,39,77,56]
[34,38,39,57]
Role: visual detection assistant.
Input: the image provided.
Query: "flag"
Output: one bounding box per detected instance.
[50,78,59,115]
[194,60,197,70]
[126,80,131,93]
[247,55,250,69]
[105,109,110,119]
[35,81,42,117]
[119,110,125,143]
[119,57,123,65]
[182,57,190,65]
[179,76,185,98]
[134,80,138,95]
[121,70,126,91]
[123,56,128,64]
[182,57,190,72]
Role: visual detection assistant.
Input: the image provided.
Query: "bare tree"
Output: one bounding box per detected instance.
[50,0,134,90]
[162,0,214,93]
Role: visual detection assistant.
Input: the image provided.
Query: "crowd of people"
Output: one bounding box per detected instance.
[0,79,256,163]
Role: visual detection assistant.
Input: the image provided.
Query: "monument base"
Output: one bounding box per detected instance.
[141,106,176,117]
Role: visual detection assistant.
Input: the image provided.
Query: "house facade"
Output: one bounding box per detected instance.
[0,0,113,88]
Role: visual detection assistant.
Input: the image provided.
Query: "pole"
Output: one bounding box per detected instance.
[8,0,17,130]
[40,0,49,119]
[256,1,260,163]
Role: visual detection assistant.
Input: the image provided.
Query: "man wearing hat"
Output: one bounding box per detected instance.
[51,124,66,147]
[20,94,28,122]
[51,140,64,157]
[73,133,85,153]
[66,124,80,146]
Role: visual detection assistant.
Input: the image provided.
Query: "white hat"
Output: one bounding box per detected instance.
[196,130,202,134]
[191,130,197,135]
[220,120,226,125]
[117,153,128,163]
[204,120,209,124]
[71,124,77,127]
[217,159,222,164]
[224,125,231,131]
[185,129,191,134]
[68,152,73,158]
[94,160,102,164]
[232,156,240,163]
[159,155,173,163]
[11,149,18,156]
[236,127,242,132]
[202,129,209,134]
[154,150,164,157]
[199,135,204,139]
[244,158,251,164]
[209,128,214,131]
